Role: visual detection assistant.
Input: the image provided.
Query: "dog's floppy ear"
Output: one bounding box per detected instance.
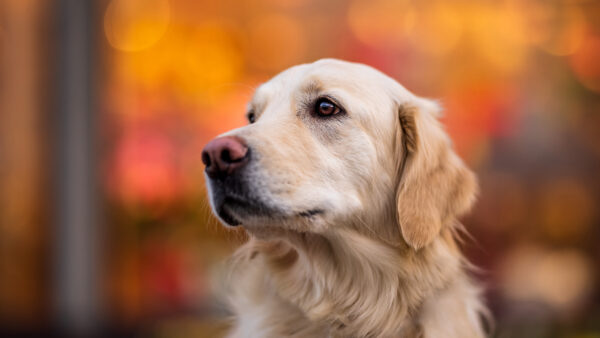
[395,99,477,250]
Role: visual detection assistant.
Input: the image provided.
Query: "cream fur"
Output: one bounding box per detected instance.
[206,59,488,337]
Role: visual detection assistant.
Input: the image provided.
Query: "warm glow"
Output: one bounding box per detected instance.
[570,33,600,93]
[347,0,416,47]
[467,3,529,74]
[96,0,600,331]
[501,246,593,311]
[246,14,307,71]
[539,178,595,241]
[1,0,599,334]
[538,6,585,56]
[104,0,170,52]
[411,2,463,56]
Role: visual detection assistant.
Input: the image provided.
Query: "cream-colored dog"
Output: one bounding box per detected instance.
[202,59,488,337]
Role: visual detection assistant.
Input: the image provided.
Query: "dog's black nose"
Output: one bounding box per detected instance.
[202,136,249,179]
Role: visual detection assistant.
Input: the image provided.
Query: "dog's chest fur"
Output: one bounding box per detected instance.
[221,229,486,338]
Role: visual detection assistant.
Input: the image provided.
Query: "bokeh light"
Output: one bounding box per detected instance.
[104,0,171,52]
[570,33,600,93]
[245,13,307,71]
[500,245,594,312]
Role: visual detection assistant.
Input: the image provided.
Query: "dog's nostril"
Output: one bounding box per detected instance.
[202,151,211,167]
[221,149,232,163]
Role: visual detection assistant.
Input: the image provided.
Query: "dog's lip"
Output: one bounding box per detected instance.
[217,205,241,226]
[222,195,255,211]
[217,194,271,226]
[215,194,326,226]
[217,195,251,226]
[297,209,324,217]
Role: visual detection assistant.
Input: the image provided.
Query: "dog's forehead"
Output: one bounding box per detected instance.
[252,59,398,106]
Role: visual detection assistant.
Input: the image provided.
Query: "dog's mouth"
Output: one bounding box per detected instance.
[207,170,326,227]
[215,194,325,227]
[217,195,257,226]
[215,194,280,226]
[297,209,325,217]
[217,202,242,226]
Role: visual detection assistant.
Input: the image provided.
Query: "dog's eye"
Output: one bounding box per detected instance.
[315,98,342,117]
[247,112,256,124]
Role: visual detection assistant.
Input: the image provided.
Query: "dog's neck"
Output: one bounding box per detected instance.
[250,225,465,337]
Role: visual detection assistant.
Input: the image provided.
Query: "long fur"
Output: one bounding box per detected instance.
[208,59,488,337]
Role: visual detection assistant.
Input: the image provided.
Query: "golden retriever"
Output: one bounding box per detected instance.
[202,59,488,337]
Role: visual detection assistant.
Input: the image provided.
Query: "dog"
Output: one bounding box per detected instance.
[202,59,488,337]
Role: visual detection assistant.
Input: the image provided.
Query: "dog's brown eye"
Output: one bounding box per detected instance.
[247,112,256,124]
[316,98,342,117]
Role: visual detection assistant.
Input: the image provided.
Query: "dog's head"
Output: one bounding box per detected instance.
[203,59,476,249]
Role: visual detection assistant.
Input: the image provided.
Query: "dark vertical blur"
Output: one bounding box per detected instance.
[54,0,101,336]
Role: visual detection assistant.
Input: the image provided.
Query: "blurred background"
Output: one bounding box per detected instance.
[1,0,599,337]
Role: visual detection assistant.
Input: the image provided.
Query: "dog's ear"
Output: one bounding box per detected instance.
[395,99,477,250]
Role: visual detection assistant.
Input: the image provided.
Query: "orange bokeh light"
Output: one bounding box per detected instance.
[104,0,170,52]
[570,33,600,93]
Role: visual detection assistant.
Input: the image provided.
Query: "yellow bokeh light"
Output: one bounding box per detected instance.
[537,250,593,308]
[508,0,586,56]
[467,3,529,73]
[411,1,463,56]
[104,0,170,52]
[501,246,593,311]
[113,22,243,106]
